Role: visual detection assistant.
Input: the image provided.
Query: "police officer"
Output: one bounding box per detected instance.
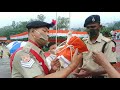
[11,20,83,78]
[74,15,117,78]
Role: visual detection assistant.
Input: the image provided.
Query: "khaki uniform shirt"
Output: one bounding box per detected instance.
[82,33,117,73]
[12,41,49,78]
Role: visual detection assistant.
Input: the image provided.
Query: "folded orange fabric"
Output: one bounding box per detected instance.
[57,36,88,62]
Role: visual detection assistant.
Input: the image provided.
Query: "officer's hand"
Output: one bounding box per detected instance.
[73,68,92,78]
[51,58,61,72]
[71,48,83,68]
[92,51,109,66]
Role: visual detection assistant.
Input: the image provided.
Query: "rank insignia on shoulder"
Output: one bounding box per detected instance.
[21,54,31,63]
[20,54,35,68]
[21,58,35,68]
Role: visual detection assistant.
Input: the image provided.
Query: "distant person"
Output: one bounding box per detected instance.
[7,51,11,58]
[0,50,3,59]
[0,43,3,59]
[45,42,57,70]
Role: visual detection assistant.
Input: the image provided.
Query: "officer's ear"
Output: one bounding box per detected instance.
[31,28,35,32]
[29,28,36,36]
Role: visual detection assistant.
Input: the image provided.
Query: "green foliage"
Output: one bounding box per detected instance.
[53,16,70,30]
[100,26,111,35]
[0,14,46,40]
[105,21,120,31]
[37,14,46,21]
[0,14,120,41]
[49,36,67,39]
[11,38,28,41]
[42,46,49,52]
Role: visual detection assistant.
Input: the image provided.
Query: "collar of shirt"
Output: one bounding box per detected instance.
[27,40,42,54]
[87,33,103,44]
[28,40,42,49]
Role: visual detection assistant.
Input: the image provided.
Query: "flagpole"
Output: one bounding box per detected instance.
[66,12,72,43]
[56,12,57,46]
[69,12,70,30]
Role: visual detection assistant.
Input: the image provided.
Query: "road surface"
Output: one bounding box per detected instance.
[0,57,11,78]
[0,46,11,78]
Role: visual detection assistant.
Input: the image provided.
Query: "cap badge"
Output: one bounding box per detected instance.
[92,17,95,22]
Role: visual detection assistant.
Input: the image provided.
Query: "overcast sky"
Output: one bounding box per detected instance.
[0,12,120,29]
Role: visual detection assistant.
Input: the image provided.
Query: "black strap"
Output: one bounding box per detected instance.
[102,42,107,53]
[111,40,116,47]
[101,40,117,65]
[102,40,116,53]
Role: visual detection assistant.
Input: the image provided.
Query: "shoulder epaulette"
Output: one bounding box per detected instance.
[102,36,111,43]
[22,46,31,53]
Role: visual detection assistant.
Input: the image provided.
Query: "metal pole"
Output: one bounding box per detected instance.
[56,12,57,46]
[69,12,71,30]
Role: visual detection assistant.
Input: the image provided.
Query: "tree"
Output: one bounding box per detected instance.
[37,14,46,21]
[113,21,120,30]
[12,21,16,29]
[56,16,70,30]
[29,19,34,22]
[100,26,111,37]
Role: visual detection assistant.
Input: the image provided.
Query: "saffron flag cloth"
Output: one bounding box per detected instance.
[56,36,88,68]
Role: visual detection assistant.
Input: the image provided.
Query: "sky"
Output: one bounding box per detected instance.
[0,12,120,29]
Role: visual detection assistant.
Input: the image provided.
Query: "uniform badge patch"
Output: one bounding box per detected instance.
[21,54,31,62]
[21,54,35,68]
[112,47,116,52]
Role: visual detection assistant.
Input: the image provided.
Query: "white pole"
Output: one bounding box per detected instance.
[56,12,57,46]
[69,12,71,30]
[66,12,73,43]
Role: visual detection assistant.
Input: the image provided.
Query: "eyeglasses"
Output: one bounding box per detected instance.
[86,26,97,29]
